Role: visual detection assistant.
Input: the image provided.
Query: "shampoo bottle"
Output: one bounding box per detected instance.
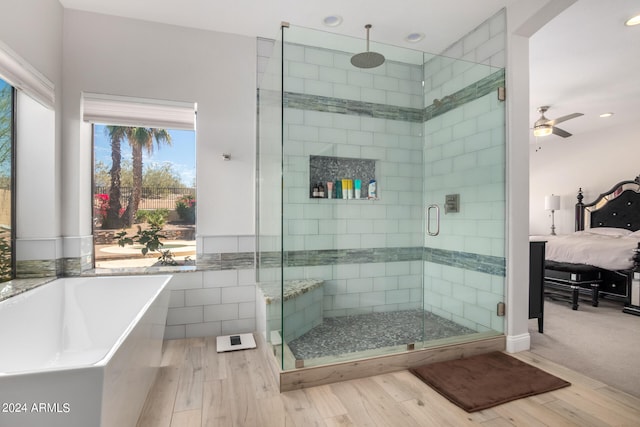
[368,179,377,199]
[354,179,362,199]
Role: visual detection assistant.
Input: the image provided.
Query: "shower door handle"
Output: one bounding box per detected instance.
[427,204,440,236]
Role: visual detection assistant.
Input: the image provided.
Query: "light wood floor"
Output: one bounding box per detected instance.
[137,337,640,427]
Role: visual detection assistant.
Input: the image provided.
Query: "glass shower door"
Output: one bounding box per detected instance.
[421,54,506,347]
[279,25,427,370]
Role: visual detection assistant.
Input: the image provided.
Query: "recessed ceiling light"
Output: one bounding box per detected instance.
[599,112,614,118]
[323,15,343,27]
[625,14,640,26]
[405,32,425,43]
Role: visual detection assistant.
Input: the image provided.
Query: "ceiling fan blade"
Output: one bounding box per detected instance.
[552,126,572,138]
[548,112,583,126]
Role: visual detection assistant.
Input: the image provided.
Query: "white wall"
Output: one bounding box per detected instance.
[504,0,576,352]
[0,0,63,265]
[0,0,62,87]
[61,10,257,240]
[529,121,640,235]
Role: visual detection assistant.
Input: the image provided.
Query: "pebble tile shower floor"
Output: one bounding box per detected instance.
[288,309,475,360]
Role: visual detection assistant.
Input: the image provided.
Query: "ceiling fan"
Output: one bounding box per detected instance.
[532,106,583,138]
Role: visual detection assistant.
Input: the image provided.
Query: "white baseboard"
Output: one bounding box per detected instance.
[505,333,530,353]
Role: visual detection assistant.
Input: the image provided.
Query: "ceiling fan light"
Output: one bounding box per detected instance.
[625,14,640,26]
[533,125,553,137]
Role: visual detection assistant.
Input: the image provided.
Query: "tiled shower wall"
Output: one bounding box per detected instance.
[422,10,506,333]
[281,41,425,316]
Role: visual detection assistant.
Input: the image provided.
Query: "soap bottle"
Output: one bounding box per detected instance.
[318,182,325,198]
[312,183,319,198]
[368,179,377,199]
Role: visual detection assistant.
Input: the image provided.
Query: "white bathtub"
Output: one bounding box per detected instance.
[0,275,172,427]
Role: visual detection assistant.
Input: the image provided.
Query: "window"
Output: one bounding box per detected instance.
[83,93,196,269]
[92,124,196,269]
[0,78,14,281]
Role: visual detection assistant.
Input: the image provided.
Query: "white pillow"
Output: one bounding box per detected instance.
[584,227,632,237]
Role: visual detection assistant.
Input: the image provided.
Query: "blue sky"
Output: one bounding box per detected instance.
[94,124,196,187]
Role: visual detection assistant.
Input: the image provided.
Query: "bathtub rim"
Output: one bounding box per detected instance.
[0,274,173,376]
[94,274,172,368]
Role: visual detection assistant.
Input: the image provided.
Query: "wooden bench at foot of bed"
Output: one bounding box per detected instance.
[544,261,630,310]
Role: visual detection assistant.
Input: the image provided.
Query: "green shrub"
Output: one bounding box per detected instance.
[135,210,148,224]
[146,209,169,229]
[175,194,196,224]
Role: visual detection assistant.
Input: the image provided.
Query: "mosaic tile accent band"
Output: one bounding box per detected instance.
[16,259,62,278]
[197,252,256,270]
[284,92,424,123]
[424,247,505,276]
[284,247,423,267]
[258,246,505,277]
[283,69,505,123]
[64,256,94,276]
[424,69,505,122]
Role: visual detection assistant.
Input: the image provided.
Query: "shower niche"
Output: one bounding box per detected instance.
[308,155,376,200]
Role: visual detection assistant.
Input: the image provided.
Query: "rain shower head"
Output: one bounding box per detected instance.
[351,24,385,69]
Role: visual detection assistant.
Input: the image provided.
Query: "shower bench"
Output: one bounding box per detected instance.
[257,279,324,345]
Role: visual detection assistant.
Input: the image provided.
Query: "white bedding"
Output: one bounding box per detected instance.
[530,231,640,271]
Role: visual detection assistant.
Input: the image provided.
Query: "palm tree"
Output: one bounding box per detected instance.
[103,126,127,229]
[122,127,172,225]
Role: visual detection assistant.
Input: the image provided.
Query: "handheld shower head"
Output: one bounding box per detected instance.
[351,24,385,69]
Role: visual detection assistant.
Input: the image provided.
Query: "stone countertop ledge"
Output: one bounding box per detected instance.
[0,277,57,302]
[259,279,324,304]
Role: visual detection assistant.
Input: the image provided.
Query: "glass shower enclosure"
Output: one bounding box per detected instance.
[257,22,506,372]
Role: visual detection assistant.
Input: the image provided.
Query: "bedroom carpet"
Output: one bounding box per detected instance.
[530,298,640,398]
[409,351,571,412]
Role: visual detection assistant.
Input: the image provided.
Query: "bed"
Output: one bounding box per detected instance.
[531,176,640,315]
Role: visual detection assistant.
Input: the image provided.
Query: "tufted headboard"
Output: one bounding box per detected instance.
[575,175,640,232]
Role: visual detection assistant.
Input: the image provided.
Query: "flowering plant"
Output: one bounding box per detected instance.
[93,193,125,226]
[94,193,110,224]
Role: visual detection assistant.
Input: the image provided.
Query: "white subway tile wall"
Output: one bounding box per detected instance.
[422,11,506,333]
[164,236,257,340]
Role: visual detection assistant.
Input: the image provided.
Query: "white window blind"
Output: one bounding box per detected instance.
[82,92,196,130]
[0,40,55,109]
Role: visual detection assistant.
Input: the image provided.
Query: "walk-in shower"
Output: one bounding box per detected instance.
[257,16,507,380]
